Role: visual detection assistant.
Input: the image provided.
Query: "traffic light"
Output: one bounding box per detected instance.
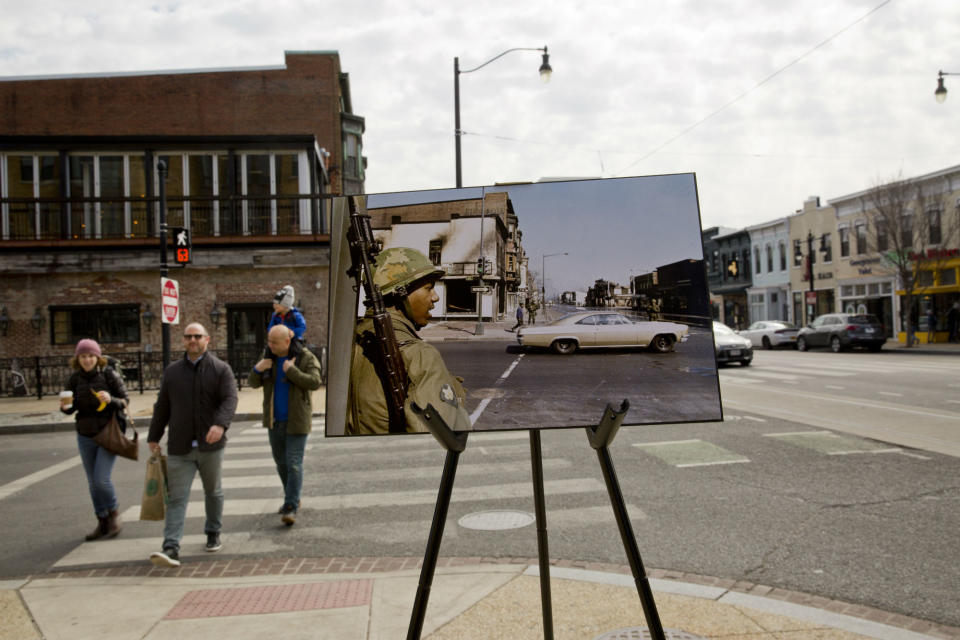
[172,227,192,264]
[477,256,485,275]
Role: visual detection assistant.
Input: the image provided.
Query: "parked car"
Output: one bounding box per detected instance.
[737,321,799,349]
[517,311,689,354]
[713,321,753,366]
[796,313,885,352]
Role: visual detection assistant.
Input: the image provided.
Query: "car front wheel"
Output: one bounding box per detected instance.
[797,337,808,352]
[649,334,674,353]
[762,336,772,350]
[830,336,842,353]
[552,339,578,355]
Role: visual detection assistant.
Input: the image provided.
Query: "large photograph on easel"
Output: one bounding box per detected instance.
[325,175,722,436]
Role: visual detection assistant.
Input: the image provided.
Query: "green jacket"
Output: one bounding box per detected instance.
[346,308,471,435]
[248,343,323,434]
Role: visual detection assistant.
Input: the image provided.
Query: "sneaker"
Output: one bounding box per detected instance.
[150,547,180,568]
[205,532,222,552]
[280,504,297,527]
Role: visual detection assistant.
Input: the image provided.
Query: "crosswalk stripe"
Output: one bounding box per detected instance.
[119,477,606,521]
[198,458,573,490]
[56,501,645,569]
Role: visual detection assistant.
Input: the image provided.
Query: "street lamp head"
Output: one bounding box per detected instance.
[539,47,552,83]
[935,72,948,104]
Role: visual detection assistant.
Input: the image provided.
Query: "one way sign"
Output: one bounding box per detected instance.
[171,227,192,264]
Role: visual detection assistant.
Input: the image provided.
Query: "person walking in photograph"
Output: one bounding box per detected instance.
[509,304,524,332]
[147,323,238,568]
[60,339,129,541]
[249,325,323,526]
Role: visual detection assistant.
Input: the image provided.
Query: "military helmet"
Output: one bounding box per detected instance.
[373,247,444,297]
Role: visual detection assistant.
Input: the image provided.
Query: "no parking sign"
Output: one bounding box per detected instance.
[161,277,180,325]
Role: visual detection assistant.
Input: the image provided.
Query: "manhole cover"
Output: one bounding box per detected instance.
[594,629,707,640]
[458,510,535,531]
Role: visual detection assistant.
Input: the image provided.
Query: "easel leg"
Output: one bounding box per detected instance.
[407,446,462,640]
[587,401,665,640]
[530,430,554,640]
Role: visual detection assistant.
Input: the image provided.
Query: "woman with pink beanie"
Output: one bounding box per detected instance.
[59,339,129,541]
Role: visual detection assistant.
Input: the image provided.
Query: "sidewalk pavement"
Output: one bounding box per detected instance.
[1,323,959,639]
[3,556,958,639]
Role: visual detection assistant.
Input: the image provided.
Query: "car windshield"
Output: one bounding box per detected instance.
[770,322,798,330]
[550,313,582,326]
[713,323,735,335]
[847,315,880,325]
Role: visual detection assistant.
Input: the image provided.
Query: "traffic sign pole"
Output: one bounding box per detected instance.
[159,160,171,370]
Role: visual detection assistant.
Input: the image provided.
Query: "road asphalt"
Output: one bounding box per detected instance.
[1,321,958,639]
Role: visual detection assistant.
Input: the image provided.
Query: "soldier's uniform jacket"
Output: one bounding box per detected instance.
[347,308,471,435]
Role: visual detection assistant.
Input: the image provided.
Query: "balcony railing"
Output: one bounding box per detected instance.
[1,194,328,241]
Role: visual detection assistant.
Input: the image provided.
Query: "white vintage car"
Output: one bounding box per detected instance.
[517,311,689,354]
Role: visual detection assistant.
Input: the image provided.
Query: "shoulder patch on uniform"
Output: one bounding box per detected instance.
[439,383,457,406]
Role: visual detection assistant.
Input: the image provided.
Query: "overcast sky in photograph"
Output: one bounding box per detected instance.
[2,0,958,234]
[369,175,704,295]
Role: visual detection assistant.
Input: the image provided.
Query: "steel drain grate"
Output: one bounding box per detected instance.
[594,628,707,640]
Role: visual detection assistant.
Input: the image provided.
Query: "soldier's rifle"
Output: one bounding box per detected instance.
[346,196,409,433]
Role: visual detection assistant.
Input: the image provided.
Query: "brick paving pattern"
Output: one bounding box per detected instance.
[165,579,374,619]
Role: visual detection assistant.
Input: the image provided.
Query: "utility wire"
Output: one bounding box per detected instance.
[608,0,893,176]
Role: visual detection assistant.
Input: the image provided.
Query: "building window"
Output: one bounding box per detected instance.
[51,305,140,345]
[901,214,913,247]
[343,133,363,180]
[428,239,442,265]
[766,245,773,272]
[779,241,786,271]
[839,227,850,257]
[876,221,888,252]
[821,233,832,262]
[793,239,803,267]
[754,248,761,275]
[742,249,750,278]
[855,224,867,255]
[928,208,942,245]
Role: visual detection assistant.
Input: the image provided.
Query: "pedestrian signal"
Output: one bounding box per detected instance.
[172,227,192,264]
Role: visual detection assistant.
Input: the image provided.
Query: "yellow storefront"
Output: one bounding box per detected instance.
[896,252,960,343]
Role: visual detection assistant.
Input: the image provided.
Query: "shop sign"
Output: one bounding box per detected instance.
[909,247,959,261]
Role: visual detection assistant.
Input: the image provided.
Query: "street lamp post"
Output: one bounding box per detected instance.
[454,46,552,188]
[542,251,568,315]
[935,70,958,103]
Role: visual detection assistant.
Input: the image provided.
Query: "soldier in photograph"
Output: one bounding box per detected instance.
[346,247,471,435]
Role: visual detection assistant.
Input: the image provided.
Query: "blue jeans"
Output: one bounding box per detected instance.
[163,447,224,551]
[268,421,308,508]
[77,434,118,518]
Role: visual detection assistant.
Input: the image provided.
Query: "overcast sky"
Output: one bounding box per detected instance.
[2,0,958,232]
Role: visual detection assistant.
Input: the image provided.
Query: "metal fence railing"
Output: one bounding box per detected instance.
[0,347,263,399]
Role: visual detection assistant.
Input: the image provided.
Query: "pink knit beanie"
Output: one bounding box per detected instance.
[75,339,102,357]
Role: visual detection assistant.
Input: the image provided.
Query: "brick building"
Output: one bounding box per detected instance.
[0,51,364,388]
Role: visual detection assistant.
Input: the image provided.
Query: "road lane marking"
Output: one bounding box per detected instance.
[723,384,960,420]
[471,354,524,426]
[0,456,82,501]
[876,391,903,397]
[632,440,749,467]
[824,385,846,390]
[764,431,901,455]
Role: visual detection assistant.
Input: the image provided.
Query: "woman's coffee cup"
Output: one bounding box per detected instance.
[59,390,73,408]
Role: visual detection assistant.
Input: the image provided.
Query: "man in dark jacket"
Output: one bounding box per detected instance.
[147,322,238,567]
[249,325,322,526]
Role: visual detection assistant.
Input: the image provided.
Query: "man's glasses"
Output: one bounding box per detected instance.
[183,334,207,340]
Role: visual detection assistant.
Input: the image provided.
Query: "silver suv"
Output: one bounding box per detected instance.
[797,313,885,352]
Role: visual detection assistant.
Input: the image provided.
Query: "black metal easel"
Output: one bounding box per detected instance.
[406,399,665,640]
